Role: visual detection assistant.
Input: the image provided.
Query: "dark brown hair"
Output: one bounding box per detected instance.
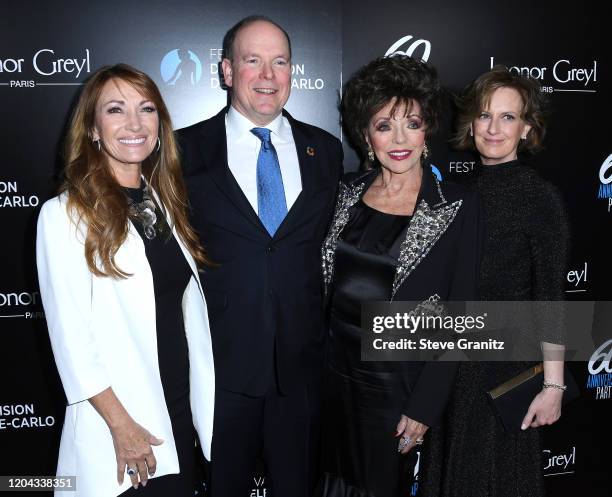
[453,65,548,153]
[62,63,207,278]
[341,55,443,163]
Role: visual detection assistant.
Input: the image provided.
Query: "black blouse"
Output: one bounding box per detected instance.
[323,169,485,427]
[124,185,192,409]
[331,199,412,327]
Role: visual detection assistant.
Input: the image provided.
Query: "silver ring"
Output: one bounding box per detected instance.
[127,467,137,476]
[415,438,424,445]
[397,436,411,452]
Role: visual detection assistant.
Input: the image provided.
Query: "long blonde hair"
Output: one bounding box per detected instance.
[62,63,207,278]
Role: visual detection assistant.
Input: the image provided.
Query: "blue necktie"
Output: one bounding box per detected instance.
[251,127,288,235]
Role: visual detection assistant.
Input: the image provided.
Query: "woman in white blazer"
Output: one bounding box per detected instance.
[36,64,214,497]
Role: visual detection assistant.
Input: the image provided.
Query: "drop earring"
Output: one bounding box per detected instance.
[422,142,429,160]
[367,146,375,163]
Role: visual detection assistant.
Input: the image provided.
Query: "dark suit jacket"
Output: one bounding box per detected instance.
[177,108,343,396]
[322,167,484,427]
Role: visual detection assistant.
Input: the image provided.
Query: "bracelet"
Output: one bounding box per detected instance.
[543,381,567,391]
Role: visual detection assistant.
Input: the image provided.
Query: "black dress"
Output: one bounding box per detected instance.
[320,199,419,497]
[319,168,484,497]
[120,185,196,496]
[420,160,569,497]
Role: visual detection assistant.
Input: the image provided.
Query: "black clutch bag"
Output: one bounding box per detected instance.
[486,363,579,433]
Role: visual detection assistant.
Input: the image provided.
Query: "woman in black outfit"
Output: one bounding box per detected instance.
[36,64,214,497]
[421,67,569,497]
[317,55,484,497]
[119,184,196,496]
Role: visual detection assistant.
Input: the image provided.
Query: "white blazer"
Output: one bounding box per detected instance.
[36,193,215,497]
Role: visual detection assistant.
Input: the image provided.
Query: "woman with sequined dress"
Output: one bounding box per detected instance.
[420,67,569,497]
[36,64,214,497]
[316,55,484,497]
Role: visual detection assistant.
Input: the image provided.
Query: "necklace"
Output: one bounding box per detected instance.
[126,185,158,240]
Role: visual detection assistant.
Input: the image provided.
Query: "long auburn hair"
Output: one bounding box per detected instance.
[62,63,207,278]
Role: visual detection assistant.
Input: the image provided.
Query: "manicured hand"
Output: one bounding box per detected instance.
[111,419,164,488]
[396,415,428,454]
[521,388,563,430]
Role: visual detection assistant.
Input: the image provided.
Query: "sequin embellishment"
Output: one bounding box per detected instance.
[391,199,463,299]
[322,181,366,293]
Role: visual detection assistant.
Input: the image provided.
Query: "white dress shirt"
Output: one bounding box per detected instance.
[225,106,302,213]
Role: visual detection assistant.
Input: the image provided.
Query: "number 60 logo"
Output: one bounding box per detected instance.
[385,35,432,62]
[599,153,612,186]
[588,339,612,375]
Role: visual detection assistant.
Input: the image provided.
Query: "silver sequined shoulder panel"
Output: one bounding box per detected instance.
[322,181,366,294]
[391,199,463,299]
[321,176,463,300]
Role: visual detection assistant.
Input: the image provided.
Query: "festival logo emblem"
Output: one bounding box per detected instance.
[597,153,612,213]
[431,164,443,181]
[586,339,612,400]
[160,49,202,87]
[385,35,432,62]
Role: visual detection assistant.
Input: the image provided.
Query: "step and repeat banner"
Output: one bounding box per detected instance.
[341,4,609,493]
[0,0,609,495]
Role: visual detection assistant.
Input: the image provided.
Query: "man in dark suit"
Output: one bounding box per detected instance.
[177,15,343,497]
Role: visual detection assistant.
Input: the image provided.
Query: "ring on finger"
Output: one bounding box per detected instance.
[415,438,424,445]
[127,467,137,476]
[398,436,411,452]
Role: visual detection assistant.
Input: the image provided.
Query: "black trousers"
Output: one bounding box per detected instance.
[210,381,321,497]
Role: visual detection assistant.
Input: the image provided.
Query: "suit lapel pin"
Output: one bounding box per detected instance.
[306,146,315,157]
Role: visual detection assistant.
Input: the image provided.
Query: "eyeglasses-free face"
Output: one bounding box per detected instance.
[472,86,531,166]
